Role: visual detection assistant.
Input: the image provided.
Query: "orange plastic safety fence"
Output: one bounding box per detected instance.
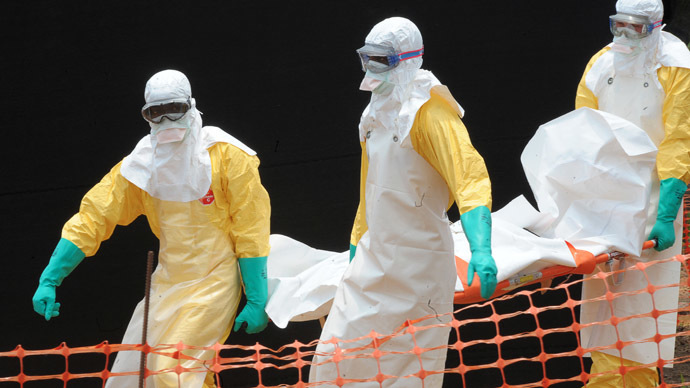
[2,255,690,387]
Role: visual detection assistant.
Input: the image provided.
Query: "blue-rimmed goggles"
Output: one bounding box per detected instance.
[356,43,424,74]
[609,13,662,39]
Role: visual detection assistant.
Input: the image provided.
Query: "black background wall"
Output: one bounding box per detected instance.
[0,1,687,387]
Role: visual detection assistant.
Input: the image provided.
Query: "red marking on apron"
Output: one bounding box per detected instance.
[199,189,215,205]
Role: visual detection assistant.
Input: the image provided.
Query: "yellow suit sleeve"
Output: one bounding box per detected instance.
[657,66,690,183]
[350,141,369,247]
[62,161,145,257]
[219,144,271,258]
[410,91,492,214]
[575,47,610,110]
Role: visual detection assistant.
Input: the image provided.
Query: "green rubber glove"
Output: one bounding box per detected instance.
[648,177,687,251]
[349,243,357,262]
[32,238,85,321]
[460,206,497,300]
[234,257,269,334]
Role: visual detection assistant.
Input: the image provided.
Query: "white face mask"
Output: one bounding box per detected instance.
[150,114,191,144]
[359,70,395,95]
[612,33,644,56]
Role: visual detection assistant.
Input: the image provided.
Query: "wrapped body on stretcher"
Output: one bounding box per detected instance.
[265,107,671,329]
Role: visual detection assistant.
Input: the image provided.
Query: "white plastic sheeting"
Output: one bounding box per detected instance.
[265,235,348,328]
[520,107,656,255]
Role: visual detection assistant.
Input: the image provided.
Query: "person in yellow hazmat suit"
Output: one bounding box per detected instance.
[31,69,271,388]
[575,0,690,386]
[309,17,497,388]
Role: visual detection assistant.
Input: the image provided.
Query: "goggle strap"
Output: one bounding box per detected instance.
[398,47,424,61]
[610,18,663,34]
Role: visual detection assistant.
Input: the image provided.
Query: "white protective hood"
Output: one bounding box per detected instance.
[611,0,665,77]
[121,70,255,202]
[358,17,463,147]
[587,0,690,91]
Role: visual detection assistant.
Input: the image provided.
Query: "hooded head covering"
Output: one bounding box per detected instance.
[357,17,463,146]
[144,69,192,104]
[610,0,664,76]
[142,70,201,144]
[616,0,663,21]
[122,70,257,202]
[362,17,424,87]
[121,69,211,202]
[585,0,690,92]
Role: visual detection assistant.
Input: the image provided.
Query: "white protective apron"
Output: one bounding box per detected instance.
[309,112,457,387]
[106,199,241,388]
[580,61,683,365]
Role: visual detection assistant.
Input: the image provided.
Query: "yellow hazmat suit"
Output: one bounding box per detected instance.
[63,141,269,387]
[314,93,492,387]
[311,19,494,384]
[575,1,690,384]
[32,69,271,388]
[577,49,690,384]
[350,91,492,244]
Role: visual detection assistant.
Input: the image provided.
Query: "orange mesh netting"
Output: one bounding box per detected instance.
[2,255,690,387]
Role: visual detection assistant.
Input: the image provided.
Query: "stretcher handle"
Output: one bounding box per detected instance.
[455,239,659,304]
[594,239,657,264]
[643,239,658,250]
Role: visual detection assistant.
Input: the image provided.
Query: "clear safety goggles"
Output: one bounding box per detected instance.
[609,13,662,39]
[356,43,424,74]
[141,98,191,123]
